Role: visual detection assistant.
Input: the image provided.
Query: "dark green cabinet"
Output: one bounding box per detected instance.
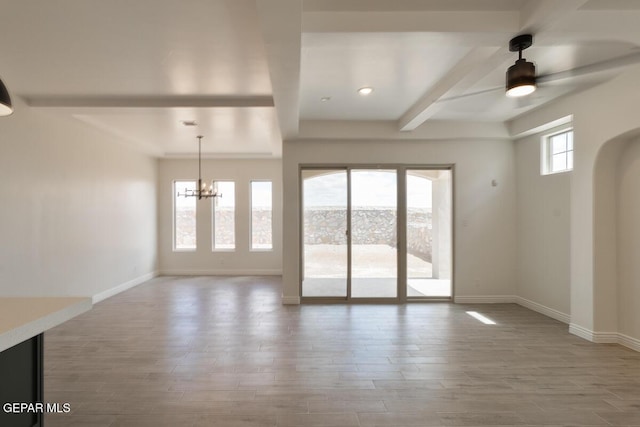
[0,334,43,427]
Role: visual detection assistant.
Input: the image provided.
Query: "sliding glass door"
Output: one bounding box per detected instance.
[406,169,452,298]
[301,169,348,297]
[301,166,452,302]
[351,170,397,298]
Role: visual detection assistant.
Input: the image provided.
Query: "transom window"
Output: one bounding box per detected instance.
[542,129,573,175]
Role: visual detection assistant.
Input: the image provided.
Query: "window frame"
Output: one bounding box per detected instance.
[541,128,574,175]
[249,180,273,252]
[173,180,197,252]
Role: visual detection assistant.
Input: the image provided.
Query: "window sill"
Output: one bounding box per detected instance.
[542,168,572,176]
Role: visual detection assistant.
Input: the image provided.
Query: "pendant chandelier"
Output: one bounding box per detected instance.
[177,135,221,200]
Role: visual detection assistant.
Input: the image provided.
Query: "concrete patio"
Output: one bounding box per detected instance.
[302,244,451,298]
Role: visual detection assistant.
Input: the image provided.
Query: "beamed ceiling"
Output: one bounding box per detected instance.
[1,0,640,157]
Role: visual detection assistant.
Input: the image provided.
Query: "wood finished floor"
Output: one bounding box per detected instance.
[44,276,640,427]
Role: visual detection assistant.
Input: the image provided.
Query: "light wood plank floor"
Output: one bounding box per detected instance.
[44,276,640,426]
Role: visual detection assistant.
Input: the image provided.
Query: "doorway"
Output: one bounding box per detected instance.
[300,166,452,302]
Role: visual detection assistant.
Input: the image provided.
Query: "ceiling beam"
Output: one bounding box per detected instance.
[303,11,519,33]
[519,0,589,33]
[300,119,510,141]
[540,10,640,40]
[397,47,502,131]
[439,50,512,100]
[303,0,520,12]
[255,0,301,142]
[22,95,274,108]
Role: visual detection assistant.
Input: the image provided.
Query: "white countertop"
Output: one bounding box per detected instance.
[0,297,92,352]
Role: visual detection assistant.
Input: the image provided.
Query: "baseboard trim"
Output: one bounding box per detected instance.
[516,297,570,324]
[569,324,640,351]
[592,332,620,344]
[454,295,516,304]
[618,333,640,352]
[282,296,300,305]
[159,269,282,276]
[569,323,594,341]
[570,324,618,343]
[92,271,158,304]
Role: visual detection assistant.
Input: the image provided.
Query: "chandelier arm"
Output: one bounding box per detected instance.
[198,136,203,200]
[180,135,221,200]
[199,136,202,189]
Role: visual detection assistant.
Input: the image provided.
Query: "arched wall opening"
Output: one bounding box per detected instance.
[593,127,640,346]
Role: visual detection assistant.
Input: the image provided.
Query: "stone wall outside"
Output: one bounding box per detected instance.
[303,207,432,262]
[176,207,431,260]
[175,207,272,248]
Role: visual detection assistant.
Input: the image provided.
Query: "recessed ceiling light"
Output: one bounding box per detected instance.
[320,96,331,102]
[181,120,198,127]
[357,87,374,96]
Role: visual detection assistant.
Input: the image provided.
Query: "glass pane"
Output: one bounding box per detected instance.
[213,181,235,250]
[567,131,573,150]
[302,170,347,297]
[174,181,196,250]
[251,181,272,250]
[351,170,397,298]
[551,134,567,154]
[552,152,567,172]
[406,170,452,298]
[407,174,432,282]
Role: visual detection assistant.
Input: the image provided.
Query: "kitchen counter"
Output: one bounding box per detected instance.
[0,297,91,426]
[0,297,92,353]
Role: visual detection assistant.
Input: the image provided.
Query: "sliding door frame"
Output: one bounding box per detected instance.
[299,163,454,304]
[405,166,455,302]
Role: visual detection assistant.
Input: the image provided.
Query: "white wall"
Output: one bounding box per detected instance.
[0,100,157,300]
[515,126,571,318]
[593,139,625,333]
[282,138,517,303]
[158,159,282,275]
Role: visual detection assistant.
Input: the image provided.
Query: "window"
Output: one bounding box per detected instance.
[174,181,197,250]
[542,129,573,175]
[250,181,272,250]
[212,181,235,250]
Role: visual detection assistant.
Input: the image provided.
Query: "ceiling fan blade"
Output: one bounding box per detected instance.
[436,51,640,104]
[436,86,503,103]
[515,95,536,109]
[538,51,640,84]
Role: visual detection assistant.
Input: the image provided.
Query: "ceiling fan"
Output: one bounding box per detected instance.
[437,34,640,105]
[505,34,537,97]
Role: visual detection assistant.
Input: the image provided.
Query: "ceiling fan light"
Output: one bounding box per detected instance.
[506,58,536,98]
[0,78,13,116]
[506,84,536,98]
